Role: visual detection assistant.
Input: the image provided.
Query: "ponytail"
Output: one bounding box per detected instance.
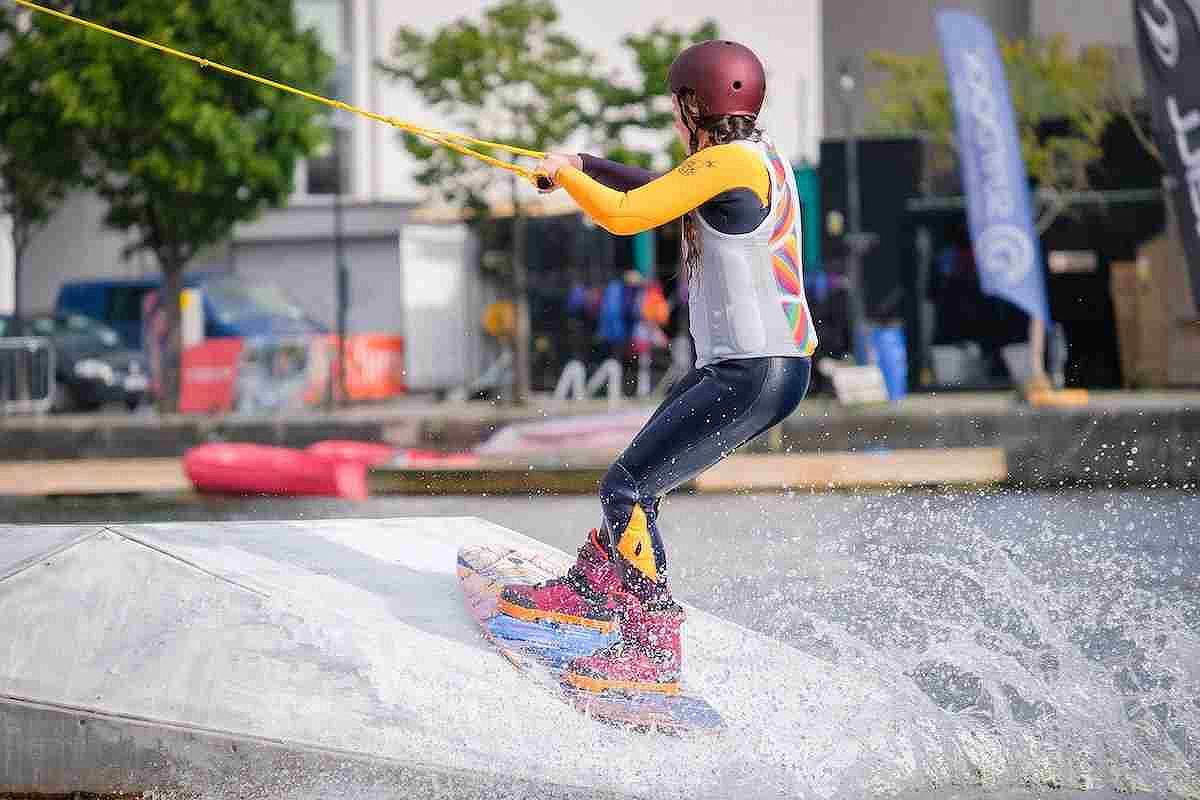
[675,90,762,287]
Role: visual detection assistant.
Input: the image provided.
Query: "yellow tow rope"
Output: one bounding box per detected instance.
[13,0,552,187]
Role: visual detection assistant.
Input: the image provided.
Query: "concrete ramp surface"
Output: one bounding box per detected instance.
[1,518,995,798]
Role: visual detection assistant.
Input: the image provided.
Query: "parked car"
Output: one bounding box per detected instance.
[3,313,150,412]
[55,274,326,350]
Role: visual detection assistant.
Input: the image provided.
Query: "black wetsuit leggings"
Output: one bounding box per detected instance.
[598,356,811,604]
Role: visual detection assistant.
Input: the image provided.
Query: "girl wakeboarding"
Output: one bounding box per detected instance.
[498,40,818,695]
[17,0,817,702]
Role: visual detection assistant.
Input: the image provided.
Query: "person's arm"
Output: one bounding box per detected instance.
[555,143,769,236]
[578,154,660,192]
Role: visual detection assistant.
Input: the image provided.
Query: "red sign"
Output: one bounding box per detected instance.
[179,338,243,413]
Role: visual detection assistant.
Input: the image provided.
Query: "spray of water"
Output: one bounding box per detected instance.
[697,488,1200,796]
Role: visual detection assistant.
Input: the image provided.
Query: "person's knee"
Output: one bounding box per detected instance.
[599,462,639,511]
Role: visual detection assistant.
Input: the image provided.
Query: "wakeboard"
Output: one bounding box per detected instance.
[457,543,723,735]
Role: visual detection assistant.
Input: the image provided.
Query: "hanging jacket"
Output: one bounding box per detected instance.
[598,279,628,343]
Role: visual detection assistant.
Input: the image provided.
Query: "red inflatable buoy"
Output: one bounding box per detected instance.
[183,443,369,500]
[304,440,397,467]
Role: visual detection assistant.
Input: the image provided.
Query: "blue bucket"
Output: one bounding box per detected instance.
[869,325,908,402]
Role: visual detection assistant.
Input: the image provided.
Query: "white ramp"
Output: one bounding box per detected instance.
[1,518,969,799]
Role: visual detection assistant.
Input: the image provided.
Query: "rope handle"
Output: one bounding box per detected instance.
[13,0,552,187]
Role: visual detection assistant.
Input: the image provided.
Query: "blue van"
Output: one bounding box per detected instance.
[56,274,326,349]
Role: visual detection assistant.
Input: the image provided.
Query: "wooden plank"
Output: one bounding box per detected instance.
[0,458,189,496]
[694,448,1007,492]
[1027,389,1090,408]
[371,448,1007,495]
[369,464,606,495]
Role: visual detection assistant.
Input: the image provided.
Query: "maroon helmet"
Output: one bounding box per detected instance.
[668,40,766,118]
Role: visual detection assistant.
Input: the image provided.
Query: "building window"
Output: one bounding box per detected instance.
[295,0,347,52]
[305,111,353,196]
[295,0,352,196]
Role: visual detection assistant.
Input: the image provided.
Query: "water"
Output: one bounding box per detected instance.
[9,487,1199,797]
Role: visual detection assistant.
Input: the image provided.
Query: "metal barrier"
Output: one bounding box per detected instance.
[553,358,623,407]
[0,337,55,414]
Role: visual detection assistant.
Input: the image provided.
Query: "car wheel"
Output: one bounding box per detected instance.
[51,379,76,413]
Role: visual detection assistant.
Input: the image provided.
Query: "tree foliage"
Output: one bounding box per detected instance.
[380,0,600,215]
[866,35,1119,228]
[4,0,332,408]
[0,8,84,318]
[592,19,719,169]
[382,2,719,207]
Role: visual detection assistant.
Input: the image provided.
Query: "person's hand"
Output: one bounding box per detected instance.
[534,153,582,192]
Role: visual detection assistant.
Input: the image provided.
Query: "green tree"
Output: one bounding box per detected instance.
[380,0,601,403]
[6,0,332,410]
[0,8,83,324]
[380,0,599,213]
[593,20,719,169]
[867,35,1117,231]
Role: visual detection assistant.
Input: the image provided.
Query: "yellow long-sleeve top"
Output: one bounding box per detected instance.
[555,143,770,236]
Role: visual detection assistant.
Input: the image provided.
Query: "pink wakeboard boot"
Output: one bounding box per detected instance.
[563,599,684,695]
[497,529,620,633]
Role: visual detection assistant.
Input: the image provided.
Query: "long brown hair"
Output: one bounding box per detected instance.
[676,89,762,284]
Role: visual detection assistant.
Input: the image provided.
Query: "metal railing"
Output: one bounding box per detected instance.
[0,337,55,414]
[553,358,623,407]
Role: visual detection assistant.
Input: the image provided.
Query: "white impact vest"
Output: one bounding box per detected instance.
[688,138,818,367]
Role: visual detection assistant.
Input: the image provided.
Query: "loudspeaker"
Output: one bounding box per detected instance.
[819,137,926,317]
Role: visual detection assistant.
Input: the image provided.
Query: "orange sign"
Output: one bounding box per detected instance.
[342,334,407,400]
[304,335,407,405]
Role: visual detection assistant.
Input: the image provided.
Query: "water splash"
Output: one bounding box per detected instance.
[715,489,1200,796]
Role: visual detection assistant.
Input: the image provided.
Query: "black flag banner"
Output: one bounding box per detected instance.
[1134,0,1200,311]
